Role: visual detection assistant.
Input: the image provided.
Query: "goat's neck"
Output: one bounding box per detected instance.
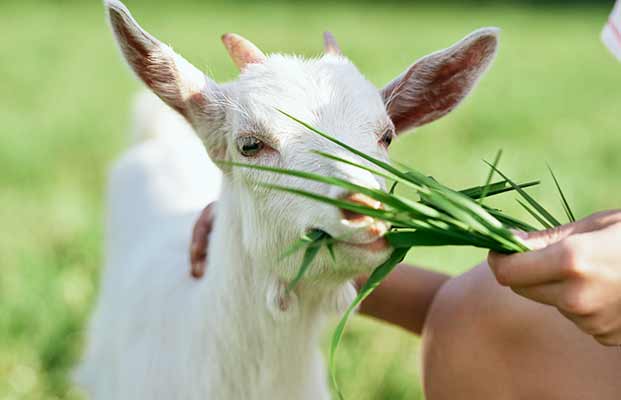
[199,181,331,398]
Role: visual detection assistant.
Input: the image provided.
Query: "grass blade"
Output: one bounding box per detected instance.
[485,206,537,232]
[329,247,409,400]
[261,183,413,227]
[312,150,434,196]
[279,230,325,260]
[386,230,478,248]
[517,199,553,229]
[548,165,576,222]
[484,161,561,227]
[312,150,397,183]
[326,241,336,262]
[460,180,540,199]
[286,233,325,292]
[220,160,427,218]
[278,110,424,187]
[479,150,503,205]
[389,181,398,195]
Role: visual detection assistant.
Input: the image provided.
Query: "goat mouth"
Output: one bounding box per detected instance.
[314,229,390,253]
[339,236,389,252]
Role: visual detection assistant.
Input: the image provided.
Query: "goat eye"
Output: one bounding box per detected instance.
[236,136,264,157]
[379,130,394,148]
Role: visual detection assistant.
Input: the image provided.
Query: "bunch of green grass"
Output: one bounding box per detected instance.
[223,111,574,399]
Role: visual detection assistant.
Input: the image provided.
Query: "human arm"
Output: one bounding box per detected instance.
[355,265,449,335]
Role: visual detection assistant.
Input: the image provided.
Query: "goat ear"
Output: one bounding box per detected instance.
[106,0,227,161]
[105,0,213,120]
[381,28,499,134]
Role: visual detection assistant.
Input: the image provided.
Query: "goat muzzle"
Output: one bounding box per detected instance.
[340,193,383,224]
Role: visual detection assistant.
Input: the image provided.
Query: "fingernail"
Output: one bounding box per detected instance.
[511,230,529,239]
[191,263,202,278]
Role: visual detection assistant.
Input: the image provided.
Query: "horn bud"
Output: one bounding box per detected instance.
[323,31,342,55]
[221,33,267,70]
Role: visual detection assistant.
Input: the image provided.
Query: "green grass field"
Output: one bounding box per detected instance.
[1,1,619,398]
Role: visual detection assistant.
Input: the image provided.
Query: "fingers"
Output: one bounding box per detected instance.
[560,310,621,346]
[580,209,621,231]
[190,244,207,278]
[593,331,621,347]
[511,283,618,341]
[515,211,619,251]
[190,202,216,279]
[488,238,578,287]
[512,282,564,306]
[520,224,576,250]
[490,210,621,346]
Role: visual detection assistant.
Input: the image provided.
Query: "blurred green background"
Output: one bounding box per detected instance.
[1,0,620,399]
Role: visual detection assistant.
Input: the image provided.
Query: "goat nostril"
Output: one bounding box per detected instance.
[341,209,373,223]
[340,193,382,222]
[367,224,387,237]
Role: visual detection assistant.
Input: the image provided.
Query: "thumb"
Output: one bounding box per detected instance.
[519,225,574,250]
[519,217,597,251]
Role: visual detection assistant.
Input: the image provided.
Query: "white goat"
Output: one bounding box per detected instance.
[76,1,499,398]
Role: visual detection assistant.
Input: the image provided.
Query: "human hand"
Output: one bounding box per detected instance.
[190,202,216,278]
[488,210,621,346]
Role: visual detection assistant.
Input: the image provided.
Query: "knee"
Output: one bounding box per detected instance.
[420,263,544,397]
[422,263,515,347]
[421,263,621,400]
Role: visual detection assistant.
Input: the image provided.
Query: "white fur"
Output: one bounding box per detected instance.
[76,2,499,398]
[76,56,392,400]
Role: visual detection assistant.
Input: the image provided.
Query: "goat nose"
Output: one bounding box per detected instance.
[340,193,382,223]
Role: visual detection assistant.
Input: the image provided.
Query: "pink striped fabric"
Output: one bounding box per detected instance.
[602,0,621,61]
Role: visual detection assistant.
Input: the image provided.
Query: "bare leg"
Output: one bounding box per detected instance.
[422,263,621,400]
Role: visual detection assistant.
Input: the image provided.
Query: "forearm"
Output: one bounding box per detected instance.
[355,263,449,335]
